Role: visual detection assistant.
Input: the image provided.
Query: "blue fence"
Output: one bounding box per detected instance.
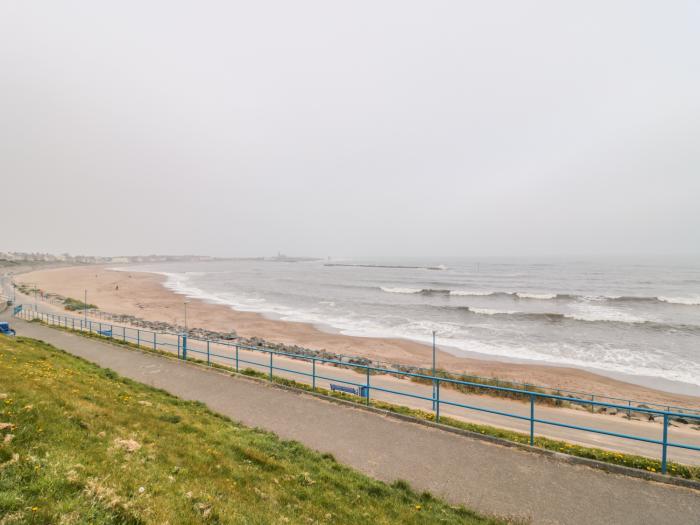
[15,305,700,474]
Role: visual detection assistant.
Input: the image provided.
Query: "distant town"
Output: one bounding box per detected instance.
[0,252,322,265]
[0,252,219,264]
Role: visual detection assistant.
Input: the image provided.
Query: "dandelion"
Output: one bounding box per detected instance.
[415,505,422,511]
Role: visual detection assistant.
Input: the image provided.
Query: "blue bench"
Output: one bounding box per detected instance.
[330,384,369,398]
[0,322,16,336]
[330,384,358,395]
[97,329,113,337]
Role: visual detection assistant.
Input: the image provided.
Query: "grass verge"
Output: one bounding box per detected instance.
[0,336,506,524]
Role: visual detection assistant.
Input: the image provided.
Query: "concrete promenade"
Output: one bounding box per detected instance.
[4,312,700,524]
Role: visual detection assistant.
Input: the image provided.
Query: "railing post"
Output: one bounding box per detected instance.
[153,332,157,350]
[137,329,140,348]
[590,394,595,413]
[366,367,370,406]
[235,345,239,371]
[628,400,632,419]
[269,352,273,380]
[436,380,440,423]
[207,340,210,366]
[662,413,669,474]
[122,326,126,342]
[177,334,181,359]
[182,334,187,361]
[312,358,316,391]
[530,394,535,446]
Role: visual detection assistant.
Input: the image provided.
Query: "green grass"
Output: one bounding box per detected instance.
[0,336,506,525]
[22,318,700,482]
[63,297,98,312]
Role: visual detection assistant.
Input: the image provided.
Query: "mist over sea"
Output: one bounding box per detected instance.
[125,257,700,395]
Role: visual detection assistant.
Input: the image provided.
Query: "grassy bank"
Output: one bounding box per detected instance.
[0,336,504,524]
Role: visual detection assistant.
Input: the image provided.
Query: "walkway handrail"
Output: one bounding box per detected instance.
[15,305,700,474]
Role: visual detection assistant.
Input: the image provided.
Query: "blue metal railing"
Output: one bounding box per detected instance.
[15,305,700,474]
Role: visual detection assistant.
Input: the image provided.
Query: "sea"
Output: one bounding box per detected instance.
[122,257,700,396]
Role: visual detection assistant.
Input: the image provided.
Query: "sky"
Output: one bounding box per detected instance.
[1,1,699,258]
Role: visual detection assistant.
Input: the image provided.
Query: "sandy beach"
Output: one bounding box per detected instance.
[14,265,700,408]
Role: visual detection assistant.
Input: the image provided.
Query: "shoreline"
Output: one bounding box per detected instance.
[14,264,700,408]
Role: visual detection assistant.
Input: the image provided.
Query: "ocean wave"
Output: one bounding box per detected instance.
[605,295,700,306]
[470,307,517,315]
[382,286,700,306]
[439,304,699,331]
[380,287,453,295]
[326,263,448,270]
[659,296,700,306]
[380,287,423,294]
[515,292,557,300]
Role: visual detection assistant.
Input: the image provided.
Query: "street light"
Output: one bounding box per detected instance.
[184,300,190,335]
[432,330,437,410]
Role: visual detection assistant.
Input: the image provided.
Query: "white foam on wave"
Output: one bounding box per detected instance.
[380,287,423,294]
[455,339,700,387]
[566,303,645,324]
[515,292,557,300]
[470,307,517,316]
[659,296,700,306]
[449,290,494,296]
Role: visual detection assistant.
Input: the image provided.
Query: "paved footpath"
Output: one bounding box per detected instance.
[7,314,700,525]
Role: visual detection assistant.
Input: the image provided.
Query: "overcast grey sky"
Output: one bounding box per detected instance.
[1,1,699,258]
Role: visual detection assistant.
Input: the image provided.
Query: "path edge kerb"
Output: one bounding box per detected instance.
[20,326,700,493]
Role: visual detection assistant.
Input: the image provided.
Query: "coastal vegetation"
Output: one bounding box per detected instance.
[0,336,504,524]
[22,317,700,482]
[408,370,567,408]
[63,297,98,312]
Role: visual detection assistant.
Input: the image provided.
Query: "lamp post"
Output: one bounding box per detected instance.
[432,330,437,410]
[184,300,190,335]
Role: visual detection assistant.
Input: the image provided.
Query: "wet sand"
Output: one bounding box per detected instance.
[16,265,700,408]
